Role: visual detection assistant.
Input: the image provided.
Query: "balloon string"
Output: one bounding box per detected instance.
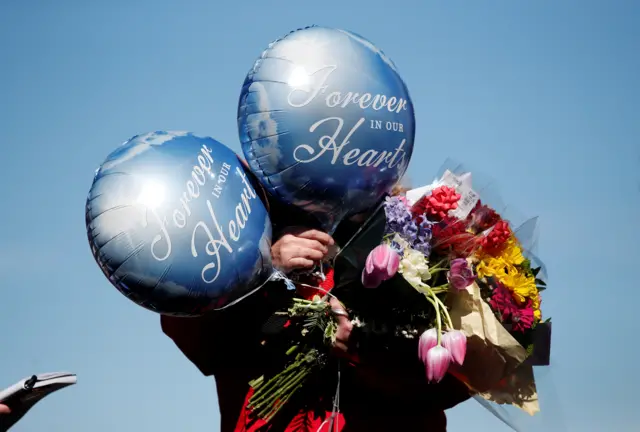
[331,201,385,265]
[219,199,385,311]
[327,362,342,432]
[294,281,339,301]
[217,270,342,311]
[317,262,326,281]
[214,269,294,311]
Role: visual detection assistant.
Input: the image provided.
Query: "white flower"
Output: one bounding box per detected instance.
[399,248,431,291]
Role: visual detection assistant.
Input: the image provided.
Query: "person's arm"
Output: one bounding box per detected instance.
[0,404,9,415]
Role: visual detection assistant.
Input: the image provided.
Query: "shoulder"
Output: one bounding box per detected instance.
[160,282,293,376]
[160,314,221,376]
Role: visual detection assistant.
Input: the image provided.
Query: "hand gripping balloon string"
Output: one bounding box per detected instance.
[314,262,327,282]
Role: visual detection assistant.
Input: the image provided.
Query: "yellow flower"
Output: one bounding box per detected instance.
[499,237,525,266]
[532,295,542,321]
[476,256,509,280]
[476,234,542,320]
[502,272,538,304]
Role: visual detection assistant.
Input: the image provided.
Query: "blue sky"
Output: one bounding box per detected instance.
[0,1,638,431]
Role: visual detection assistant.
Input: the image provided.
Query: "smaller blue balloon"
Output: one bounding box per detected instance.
[238,26,415,232]
[86,131,273,316]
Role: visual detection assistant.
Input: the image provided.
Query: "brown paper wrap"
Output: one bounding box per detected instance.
[448,282,540,415]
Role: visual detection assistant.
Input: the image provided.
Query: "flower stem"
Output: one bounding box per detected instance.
[256,365,310,418]
[423,287,443,344]
[434,295,454,329]
[249,356,303,406]
[432,258,448,269]
[429,267,448,274]
[434,296,442,344]
[423,294,438,309]
[249,375,264,389]
[264,381,306,422]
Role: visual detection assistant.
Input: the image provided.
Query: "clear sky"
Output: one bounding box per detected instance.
[0,1,638,431]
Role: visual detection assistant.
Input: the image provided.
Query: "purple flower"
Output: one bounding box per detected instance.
[413,216,433,255]
[384,196,412,235]
[401,220,418,243]
[447,258,476,291]
[389,239,405,256]
[384,197,435,257]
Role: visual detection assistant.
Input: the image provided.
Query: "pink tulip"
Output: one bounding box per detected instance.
[418,329,438,361]
[361,270,384,289]
[425,345,451,383]
[441,330,467,365]
[361,244,400,288]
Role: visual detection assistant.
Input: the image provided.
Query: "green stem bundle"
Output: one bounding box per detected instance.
[248,349,319,421]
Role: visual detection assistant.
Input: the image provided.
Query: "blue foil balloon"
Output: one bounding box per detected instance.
[238,26,415,232]
[86,131,273,316]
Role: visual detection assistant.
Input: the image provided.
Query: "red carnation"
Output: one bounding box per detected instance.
[412,186,461,221]
[467,200,501,232]
[432,216,478,258]
[512,301,535,333]
[481,220,511,255]
[489,283,518,320]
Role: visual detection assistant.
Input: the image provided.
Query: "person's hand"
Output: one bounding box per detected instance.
[329,297,357,361]
[271,227,334,274]
[0,404,10,415]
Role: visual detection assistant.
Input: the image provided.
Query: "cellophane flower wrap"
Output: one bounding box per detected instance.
[246,160,551,426]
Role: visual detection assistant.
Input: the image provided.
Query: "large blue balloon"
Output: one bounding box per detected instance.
[86,132,273,316]
[238,26,415,232]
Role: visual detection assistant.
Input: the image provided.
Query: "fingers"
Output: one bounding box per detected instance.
[330,298,353,356]
[272,230,335,273]
[296,229,334,246]
[294,238,329,255]
[330,298,348,321]
[287,257,315,270]
[285,242,325,263]
[0,404,10,414]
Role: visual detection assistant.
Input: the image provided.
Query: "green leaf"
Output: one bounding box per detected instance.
[532,267,541,277]
[544,317,552,323]
[526,343,535,357]
[519,259,532,275]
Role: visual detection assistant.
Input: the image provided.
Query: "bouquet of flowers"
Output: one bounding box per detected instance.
[246,165,551,424]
